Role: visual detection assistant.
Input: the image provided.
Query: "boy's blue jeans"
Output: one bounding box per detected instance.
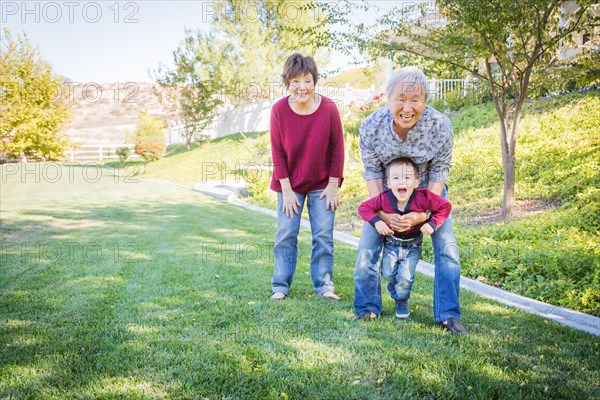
[353,186,461,322]
[381,235,423,301]
[272,189,336,296]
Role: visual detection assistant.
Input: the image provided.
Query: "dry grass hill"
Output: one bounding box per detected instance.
[65,82,176,146]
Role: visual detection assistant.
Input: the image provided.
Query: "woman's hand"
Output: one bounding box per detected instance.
[282,189,300,218]
[319,179,340,211]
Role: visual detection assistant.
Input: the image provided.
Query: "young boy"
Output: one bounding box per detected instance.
[357,157,452,318]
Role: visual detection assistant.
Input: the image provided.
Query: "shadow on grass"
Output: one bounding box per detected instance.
[1,174,599,399]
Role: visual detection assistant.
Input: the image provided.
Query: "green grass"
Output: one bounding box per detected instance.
[1,164,599,399]
[131,91,600,316]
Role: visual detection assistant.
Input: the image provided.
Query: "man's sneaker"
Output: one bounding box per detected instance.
[395,300,410,319]
[440,317,467,335]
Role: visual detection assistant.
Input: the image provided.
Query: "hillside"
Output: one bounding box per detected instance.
[64,82,177,145]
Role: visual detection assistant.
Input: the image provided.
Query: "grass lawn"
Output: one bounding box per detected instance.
[1,164,599,399]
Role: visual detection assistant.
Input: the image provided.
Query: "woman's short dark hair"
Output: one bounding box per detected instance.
[281,53,319,88]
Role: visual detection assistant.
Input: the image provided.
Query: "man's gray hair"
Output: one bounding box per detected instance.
[385,66,430,103]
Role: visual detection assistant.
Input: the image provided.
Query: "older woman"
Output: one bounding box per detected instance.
[352,66,466,334]
[269,53,344,301]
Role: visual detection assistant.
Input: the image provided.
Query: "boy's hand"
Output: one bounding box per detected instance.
[375,221,394,236]
[379,211,427,232]
[420,224,434,235]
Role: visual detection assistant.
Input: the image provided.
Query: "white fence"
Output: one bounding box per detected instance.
[167,78,477,144]
[65,144,140,162]
[428,77,478,100]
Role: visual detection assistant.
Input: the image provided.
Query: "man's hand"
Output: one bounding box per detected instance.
[420,224,434,235]
[379,211,428,232]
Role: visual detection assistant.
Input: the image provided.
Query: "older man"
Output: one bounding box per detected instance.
[352,66,466,334]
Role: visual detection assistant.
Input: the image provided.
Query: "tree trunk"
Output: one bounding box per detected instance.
[502,150,516,219]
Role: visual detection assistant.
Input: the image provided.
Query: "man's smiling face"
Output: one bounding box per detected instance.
[388,80,426,135]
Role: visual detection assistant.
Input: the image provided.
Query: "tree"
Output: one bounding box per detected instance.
[210,0,329,91]
[133,111,166,161]
[153,0,329,149]
[0,28,72,162]
[153,30,227,150]
[134,110,166,143]
[321,0,599,218]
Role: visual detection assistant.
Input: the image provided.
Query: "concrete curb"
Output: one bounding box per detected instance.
[125,174,599,337]
[228,197,600,337]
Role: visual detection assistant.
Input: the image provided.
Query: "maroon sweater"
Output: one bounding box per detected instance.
[269,95,345,193]
[358,189,452,238]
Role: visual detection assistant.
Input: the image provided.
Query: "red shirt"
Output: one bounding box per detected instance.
[358,188,452,238]
[269,95,345,193]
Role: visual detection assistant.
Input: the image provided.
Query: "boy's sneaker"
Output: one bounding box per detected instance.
[395,299,410,319]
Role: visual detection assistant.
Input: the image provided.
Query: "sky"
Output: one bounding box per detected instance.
[1,0,395,83]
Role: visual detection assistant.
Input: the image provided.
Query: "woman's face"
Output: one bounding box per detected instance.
[388,80,426,134]
[288,73,315,104]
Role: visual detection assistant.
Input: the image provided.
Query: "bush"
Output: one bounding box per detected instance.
[135,139,165,162]
[115,146,131,162]
[135,111,166,144]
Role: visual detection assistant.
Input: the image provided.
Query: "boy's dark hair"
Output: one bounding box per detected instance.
[281,53,319,88]
[385,157,419,178]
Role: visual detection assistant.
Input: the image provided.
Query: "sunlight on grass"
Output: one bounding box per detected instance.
[288,337,354,366]
[1,320,33,329]
[91,377,168,398]
[126,324,160,335]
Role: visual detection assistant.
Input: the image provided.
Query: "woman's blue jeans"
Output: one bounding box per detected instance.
[353,186,461,322]
[272,189,336,296]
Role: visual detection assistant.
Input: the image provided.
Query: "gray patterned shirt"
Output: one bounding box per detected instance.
[359,105,454,188]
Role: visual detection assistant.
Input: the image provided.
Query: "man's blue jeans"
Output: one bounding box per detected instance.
[272,189,336,296]
[353,187,461,322]
[381,235,423,301]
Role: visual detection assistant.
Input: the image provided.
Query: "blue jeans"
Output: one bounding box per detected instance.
[272,189,336,296]
[353,186,461,322]
[381,235,423,301]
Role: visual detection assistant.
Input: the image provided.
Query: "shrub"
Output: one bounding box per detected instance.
[135,111,166,144]
[115,146,131,162]
[135,139,165,162]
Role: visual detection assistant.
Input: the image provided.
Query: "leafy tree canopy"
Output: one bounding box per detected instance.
[0,28,72,162]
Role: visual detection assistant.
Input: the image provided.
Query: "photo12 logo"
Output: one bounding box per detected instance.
[200,1,325,24]
[1,1,140,24]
